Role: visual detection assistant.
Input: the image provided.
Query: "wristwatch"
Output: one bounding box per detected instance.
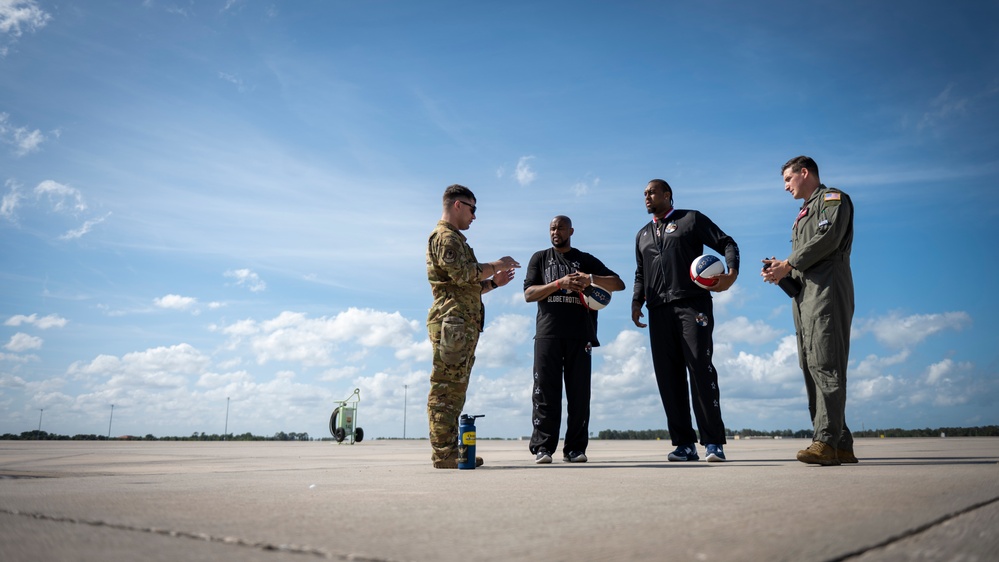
[489,279,498,289]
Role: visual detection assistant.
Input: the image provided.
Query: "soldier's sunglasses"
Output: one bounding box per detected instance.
[457,200,477,214]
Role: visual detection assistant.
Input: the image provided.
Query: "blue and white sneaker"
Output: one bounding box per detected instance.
[667,444,698,462]
[705,444,726,462]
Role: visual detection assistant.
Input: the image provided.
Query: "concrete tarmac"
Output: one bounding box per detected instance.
[1,437,997,561]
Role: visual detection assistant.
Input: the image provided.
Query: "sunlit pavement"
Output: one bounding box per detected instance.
[2,437,997,561]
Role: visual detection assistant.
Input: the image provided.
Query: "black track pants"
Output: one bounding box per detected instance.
[647,297,726,446]
[530,338,591,455]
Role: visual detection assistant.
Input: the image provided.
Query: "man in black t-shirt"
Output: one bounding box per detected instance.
[524,216,624,464]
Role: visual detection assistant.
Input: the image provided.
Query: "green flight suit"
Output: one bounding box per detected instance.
[788,185,855,449]
[426,220,484,465]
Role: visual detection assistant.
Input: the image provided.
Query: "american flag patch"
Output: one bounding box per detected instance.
[824,192,841,202]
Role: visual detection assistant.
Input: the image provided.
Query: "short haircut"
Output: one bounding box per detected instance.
[551,215,572,228]
[443,184,475,207]
[781,156,819,179]
[647,179,672,194]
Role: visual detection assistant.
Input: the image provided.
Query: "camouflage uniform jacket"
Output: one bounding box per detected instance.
[426,220,484,330]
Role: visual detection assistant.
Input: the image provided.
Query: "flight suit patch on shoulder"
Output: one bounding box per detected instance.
[443,248,457,264]
[823,192,841,207]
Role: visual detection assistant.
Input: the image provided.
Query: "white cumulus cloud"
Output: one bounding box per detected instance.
[858,311,971,349]
[475,314,532,368]
[154,294,198,310]
[5,313,68,329]
[4,332,43,352]
[716,316,783,345]
[68,343,211,389]
[224,308,424,367]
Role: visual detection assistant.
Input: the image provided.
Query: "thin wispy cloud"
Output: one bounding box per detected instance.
[225,269,267,292]
[34,180,87,213]
[0,0,50,57]
[571,176,600,197]
[225,269,267,293]
[219,71,251,93]
[515,156,537,186]
[0,112,45,155]
[1,180,23,221]
[917,84,968,132]
[59,212,110,240]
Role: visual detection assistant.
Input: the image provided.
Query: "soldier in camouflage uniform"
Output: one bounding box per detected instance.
[426,184,520,468]
[763,156,856,466]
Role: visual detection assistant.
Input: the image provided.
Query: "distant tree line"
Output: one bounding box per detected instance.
[596,428,813,440]
[5,425,999,441]
[597,426,999,440]
[0,430,314,441]
[852,426,999,438]
[597,429,672,440]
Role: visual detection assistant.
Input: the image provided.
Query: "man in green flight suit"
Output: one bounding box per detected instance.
[762,156,857,466]
[426,184,520,468]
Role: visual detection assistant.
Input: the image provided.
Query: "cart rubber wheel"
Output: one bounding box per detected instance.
[334,427,346,443]
[329,407,341,438]
[354,427,364,443]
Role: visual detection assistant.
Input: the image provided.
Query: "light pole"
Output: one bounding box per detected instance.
[37,408,43,439]
[224,397,230,441]
[403,384,408,439]
[107,404,114,439]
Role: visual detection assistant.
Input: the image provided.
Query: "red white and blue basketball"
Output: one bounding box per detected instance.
[690,254,725,289]
[582,282,612,310]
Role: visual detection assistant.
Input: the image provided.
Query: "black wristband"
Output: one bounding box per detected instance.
[489,279,498,289]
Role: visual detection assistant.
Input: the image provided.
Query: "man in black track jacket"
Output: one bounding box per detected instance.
[632,179,740,463]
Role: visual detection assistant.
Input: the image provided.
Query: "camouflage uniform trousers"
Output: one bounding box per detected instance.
[427,316,480,465]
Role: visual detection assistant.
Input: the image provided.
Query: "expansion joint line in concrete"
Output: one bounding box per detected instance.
[0,507,398,562]
[826,494,999,562]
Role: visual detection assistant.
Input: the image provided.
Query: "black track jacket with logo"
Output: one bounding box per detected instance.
[633,209,740,309]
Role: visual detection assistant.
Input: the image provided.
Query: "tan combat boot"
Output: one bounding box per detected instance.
[796,441,841,466]
[433,454,484,469]
[836,447,859,464]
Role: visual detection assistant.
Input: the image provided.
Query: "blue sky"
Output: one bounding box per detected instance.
[2,0,997,441]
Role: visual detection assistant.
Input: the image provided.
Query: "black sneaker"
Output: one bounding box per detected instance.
[563,451,588,463]
[667,444,698,462]
[535,449,552,464]
[705,444,726,462]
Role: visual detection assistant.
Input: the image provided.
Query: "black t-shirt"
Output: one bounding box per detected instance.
[523,247,617,346]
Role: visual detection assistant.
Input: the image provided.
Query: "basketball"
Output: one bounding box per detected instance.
[690,254,725,289]
[582,282,612,310]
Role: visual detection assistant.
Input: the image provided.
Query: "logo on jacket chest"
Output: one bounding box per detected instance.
[657,222,678,235]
